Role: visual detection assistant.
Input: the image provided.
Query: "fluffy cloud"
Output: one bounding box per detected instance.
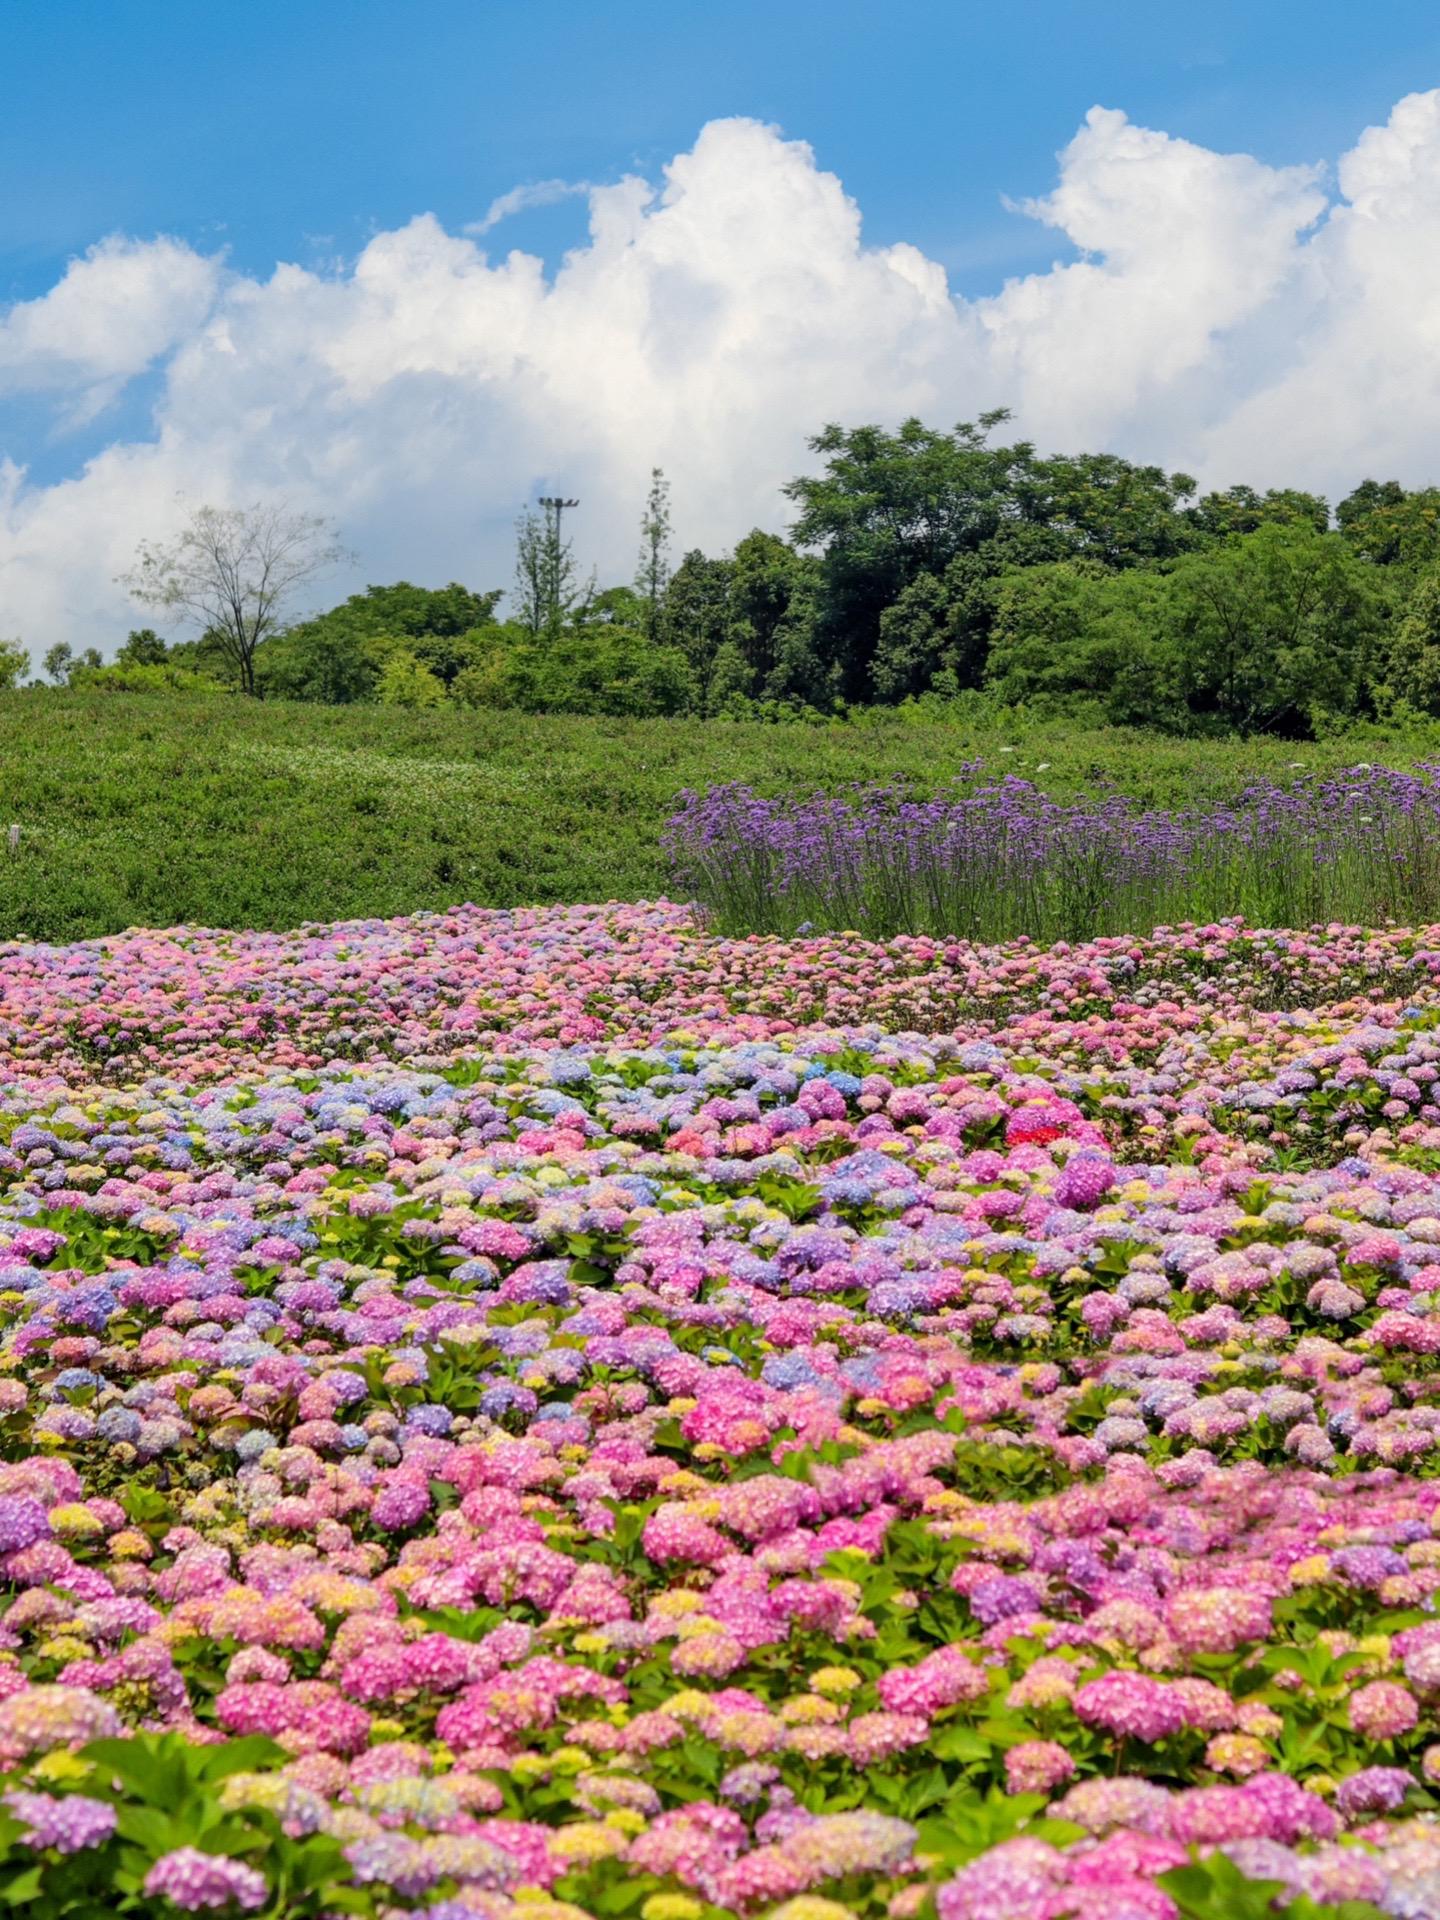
[0,235,221,410]
[2,94,1440,652]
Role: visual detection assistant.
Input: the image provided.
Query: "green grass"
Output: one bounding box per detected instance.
[2,688,1438,941]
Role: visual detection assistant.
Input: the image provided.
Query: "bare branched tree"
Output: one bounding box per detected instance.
[120,503,347,696]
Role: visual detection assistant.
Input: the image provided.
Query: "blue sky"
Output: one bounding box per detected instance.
[4,0,1437,300]
[3,1,1440,648]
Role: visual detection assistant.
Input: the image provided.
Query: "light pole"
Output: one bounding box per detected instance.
[537,496,579,541]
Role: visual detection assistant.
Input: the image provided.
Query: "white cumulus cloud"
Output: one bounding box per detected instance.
[0,234,222,410]
[2,96,1440,654]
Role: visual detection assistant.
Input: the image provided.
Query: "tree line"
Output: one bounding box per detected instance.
[9,413,1440,736]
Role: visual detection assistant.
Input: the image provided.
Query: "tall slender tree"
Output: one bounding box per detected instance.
[635,467,673,641]
[514,499,586,639]
[512,508,548,639]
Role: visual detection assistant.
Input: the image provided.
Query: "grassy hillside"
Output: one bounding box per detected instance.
[1,689,1436,941]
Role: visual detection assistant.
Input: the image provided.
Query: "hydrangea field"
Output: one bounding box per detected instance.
[11,901,1440,1914]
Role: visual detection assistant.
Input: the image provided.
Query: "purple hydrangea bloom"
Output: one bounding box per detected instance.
[5,1791,117,1853]
[143,1848,268,1911]
[0,1496,51,1554]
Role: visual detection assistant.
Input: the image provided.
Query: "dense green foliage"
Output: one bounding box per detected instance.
[767,419,1435,730]
[3,689,1440,942]
[25,416,1440,736]
[87,580,699,719]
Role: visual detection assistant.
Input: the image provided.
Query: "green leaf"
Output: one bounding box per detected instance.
[1159,1856,1291,1920]
[928,1725,992,1763]
[0,1867,44,1906]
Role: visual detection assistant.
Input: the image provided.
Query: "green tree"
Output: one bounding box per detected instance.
[451,622,691,717]
[406,630,494,690]
[43,639,104,684]
[513,501,588,640]
[556,627,691,715]
[635,467,673,641]
[1164,522,1380,733]
[1336,477,1408,542]
[705,640,756,711]
[872,572,956,702]
[373,652,447,707]
[1028,451,1200,565]
[257,582,502,701]
[661,549,733,705]
[349,581,501,636]
[43,642,74,685]
[1383,568,1440,714]
[512,509,547,639]
[1336,479,1440,572]
[988,523,1382,736]
[984,563,1175,725]
[168,628,242,686]
[258,626,388,704]
[576,585,648,628]
[450,626,539,711]
[1187,485,1330,539]
[869,525,1070,701]
[0,638,29,689]
[728,531,823,704]
[785,415,1202,700]
[784,413,1038,699]
[117,627,170,666]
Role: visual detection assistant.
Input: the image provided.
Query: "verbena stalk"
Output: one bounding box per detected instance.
[665,765,1440,940]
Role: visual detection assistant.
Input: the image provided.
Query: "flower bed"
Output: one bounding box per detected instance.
[4,903,1440,1914]
[666,770,1440,942]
